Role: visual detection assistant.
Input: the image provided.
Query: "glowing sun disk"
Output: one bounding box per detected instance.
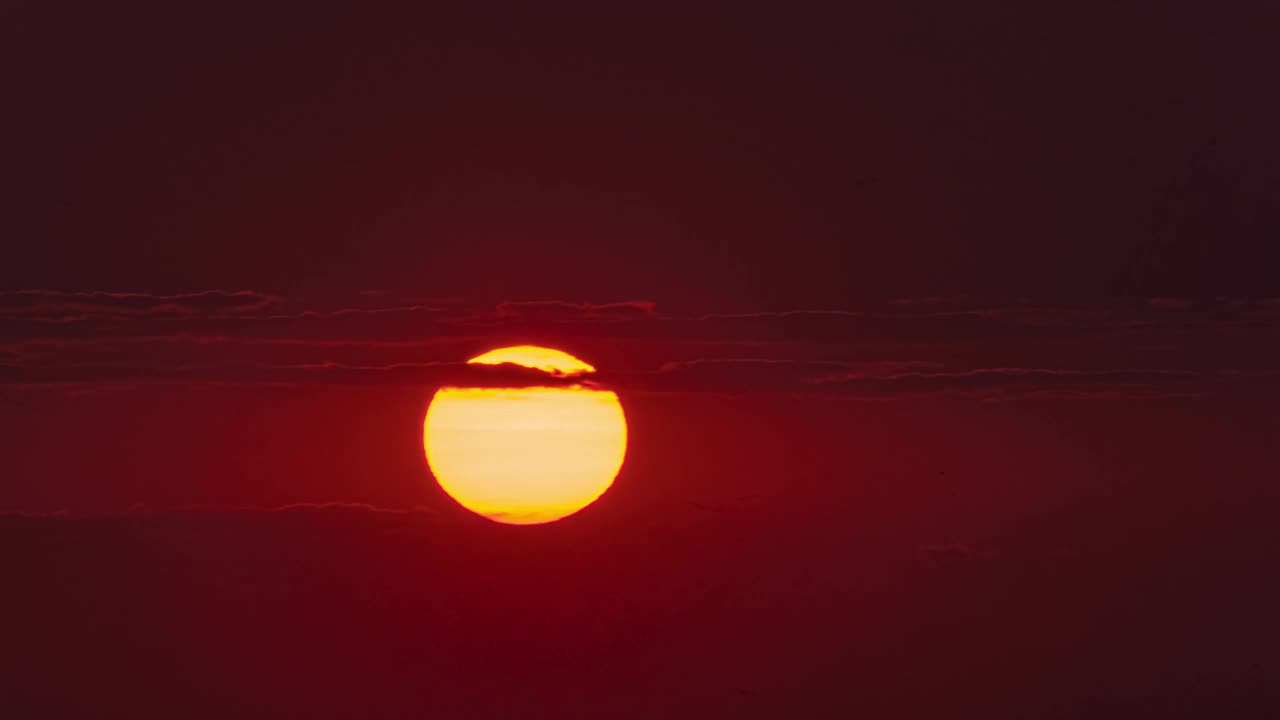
[423,346,626,524]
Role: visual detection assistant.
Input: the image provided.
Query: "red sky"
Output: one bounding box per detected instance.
[3,2,1279,717]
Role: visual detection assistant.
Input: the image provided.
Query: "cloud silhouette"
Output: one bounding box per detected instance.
[0,289,278,320]
[495,300,657,318]
[1,291,1276,399]
[597,361,1207,399]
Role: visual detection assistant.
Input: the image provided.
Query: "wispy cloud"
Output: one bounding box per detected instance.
[600,361,1210,399]
[0,501,439,521]
[0,289,279,320]
[495,300,657,318]
[1,291,1276,399]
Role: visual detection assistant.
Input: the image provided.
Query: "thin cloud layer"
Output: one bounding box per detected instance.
[0,289,279,319]
[495,300,657,318]
[1,291,1277,399]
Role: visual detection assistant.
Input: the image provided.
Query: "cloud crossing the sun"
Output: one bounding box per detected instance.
[1,291,1277,399]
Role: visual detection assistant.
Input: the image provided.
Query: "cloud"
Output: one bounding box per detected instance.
[0,359,594,388]
[0,501,438,520]
[494,300,657,319]
[0,289,279,320]
[259,303,446,319]
[603,360,1208,399]
[1,291,1276,399]
[845,370,1207,400]
[697,309,865,320]
[916,543,975,565]
[814,367,1201,388]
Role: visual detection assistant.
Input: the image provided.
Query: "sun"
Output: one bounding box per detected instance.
[423,346,627,525]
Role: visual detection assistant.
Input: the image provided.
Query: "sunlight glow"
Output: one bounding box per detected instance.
[467,345,596,375]
[423,347,625,525]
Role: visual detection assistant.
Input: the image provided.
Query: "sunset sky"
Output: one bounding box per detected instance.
[4,2,1279,717]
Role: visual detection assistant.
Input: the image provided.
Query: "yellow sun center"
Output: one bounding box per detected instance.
[423,346,626,525]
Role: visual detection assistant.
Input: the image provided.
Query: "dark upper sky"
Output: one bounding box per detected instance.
[3,3,1280,718]
[4,2,1279,306]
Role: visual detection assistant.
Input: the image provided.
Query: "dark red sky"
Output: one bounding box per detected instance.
[3,2,1279,717]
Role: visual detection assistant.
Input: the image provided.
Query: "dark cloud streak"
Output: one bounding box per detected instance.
[2,291,1276,398]
[0,289,279,319]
